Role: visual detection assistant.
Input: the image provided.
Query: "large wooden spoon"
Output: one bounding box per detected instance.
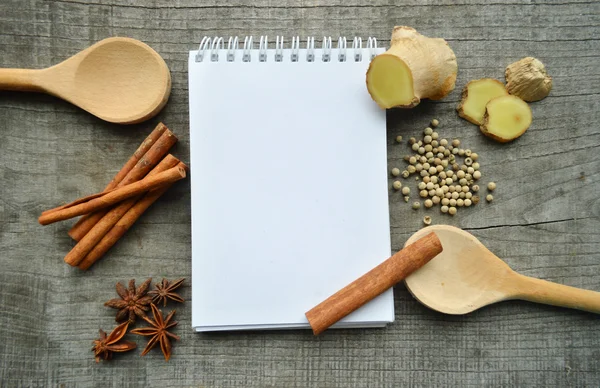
[0,37,170,124]
[404,225,600,315]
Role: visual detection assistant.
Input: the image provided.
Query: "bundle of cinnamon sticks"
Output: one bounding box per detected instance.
[39,123,187,270]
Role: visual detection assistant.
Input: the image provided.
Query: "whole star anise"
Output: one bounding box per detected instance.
[131,303,180,361]
[92,321,137,363]
[104,278,153,323]
[148,278,185,306]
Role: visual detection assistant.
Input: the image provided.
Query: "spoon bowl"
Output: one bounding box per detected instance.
[0,37,171,124]
[404,225,600,315]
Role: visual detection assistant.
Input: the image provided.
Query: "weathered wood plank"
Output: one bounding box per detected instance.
[1,0,599,386]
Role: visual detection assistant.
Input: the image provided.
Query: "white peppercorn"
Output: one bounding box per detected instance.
[420,156,427,164]
[404,196,410,202]
[471,152,479,161]
[464,157,473,166]
[428,167,437,175]
[418,147,425,154]
[391,167,400,176]
[396,135,403,143]
[445,177,453,185]
[457,170,465,179]
[464,198,472,207]
[431,176,439,184]
[409,156,417,165]
[467,167,475,174]
[459,192,465,199]
[409,137,417,145]
[402,170,410,178]
[424,199,433,208]
[435,188,444,197]
[392,181,401,190]
[420,190,428,198]
[423,176,431,183]
[418,182,426,190]
[439,171,447,179]
[465,149,472,157]
[448,206,457,215]
[462,185,469,193]
[420,170,429,177]
[465,192,472,199]
[441,160,449,168]
[402,186,411,195]
[425,150,434,158]
[446,170,454,178]
[424,127,433,136]
[412,143,419,151]
[432,196,441,204]
[451,192,460,200]
[465,173,472,181]
[472,162,480,170]
[431,119,439,127]
[441,198,450,206]
[459,178,468,186]
[456,198,464,207]
[423,215,432,225]
[488,182,496,191]
[431,132,439,140]
[452,148,459,155]
[424,135,432,144]
[407,165,416,174]
[428,189,436,197]
[449,198,457,207]
[440,139,448,147]
[486,194,494,202]
[412,201,421,209]
[458,149,465,156]
[472,184,480,192]
[441,205,449,213]
[442,185,449,194]
[473,171,481,180]
[431,140,439,147]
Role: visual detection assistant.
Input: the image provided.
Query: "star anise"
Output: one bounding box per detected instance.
[92,321,137,363]
[131,303,180,361]
[104,278,153,323]
[148,278,185,306]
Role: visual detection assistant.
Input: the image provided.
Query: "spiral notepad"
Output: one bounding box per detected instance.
[189,36,393,332]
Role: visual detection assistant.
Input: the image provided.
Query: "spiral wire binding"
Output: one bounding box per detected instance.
[195,36,378,63]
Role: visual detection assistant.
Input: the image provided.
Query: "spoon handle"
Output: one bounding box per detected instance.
[0,69,43,92]
[514,273,600,314]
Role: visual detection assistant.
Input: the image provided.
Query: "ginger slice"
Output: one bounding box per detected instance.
[456,79,508,125]
[480,95,532,142]
[366,26,458,109]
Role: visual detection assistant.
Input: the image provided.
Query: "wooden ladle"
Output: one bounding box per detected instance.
[0,37,171,124]
[404,225,600,315]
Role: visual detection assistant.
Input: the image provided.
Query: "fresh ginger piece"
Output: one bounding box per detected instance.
[505,57,552,102]
[480,95,532,142]
[456,79,508,125]
[366,26,458,109]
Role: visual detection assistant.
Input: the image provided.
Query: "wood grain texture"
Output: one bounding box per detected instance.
[1,0,599,386]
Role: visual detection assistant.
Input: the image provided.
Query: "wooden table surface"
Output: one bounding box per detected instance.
[1,0,599,386]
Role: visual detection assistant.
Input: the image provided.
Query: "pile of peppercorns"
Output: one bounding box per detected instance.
[391,119,496,223]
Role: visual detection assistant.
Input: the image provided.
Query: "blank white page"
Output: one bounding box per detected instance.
[189,47,393,331]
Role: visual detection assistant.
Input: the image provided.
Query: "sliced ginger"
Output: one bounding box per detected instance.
[366,26,458,109]
[480,95,532,142]
[456,79,508,125]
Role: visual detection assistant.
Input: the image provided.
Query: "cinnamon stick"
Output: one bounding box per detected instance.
[64,156,182,267]
[39,165,186,226]
[65,123,166,230]
[68,126,177,241]
[77,161,187,270]
[305,232,443,335]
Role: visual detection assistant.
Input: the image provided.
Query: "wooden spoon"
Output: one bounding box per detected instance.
[404,225,600,315]
[0,37,171,124]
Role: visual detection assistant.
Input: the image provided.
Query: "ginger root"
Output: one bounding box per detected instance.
[505,57,552,102]
[366,26,458,109]
[456,79,508,125]
[480,95,532,142]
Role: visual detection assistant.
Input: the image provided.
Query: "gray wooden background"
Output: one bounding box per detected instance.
[1,0,599,387]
